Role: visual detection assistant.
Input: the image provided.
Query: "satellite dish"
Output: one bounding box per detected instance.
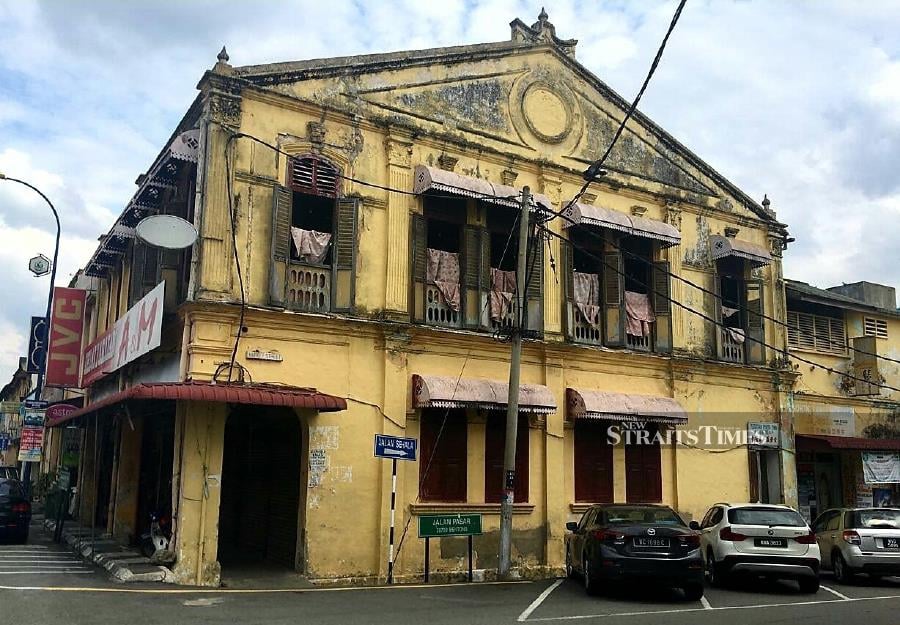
[135,215,198,249]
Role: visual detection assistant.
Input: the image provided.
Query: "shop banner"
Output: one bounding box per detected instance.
[82,281,164,386]
[863,452,900,485]
[18,425,44,462]
[45,287,86,387]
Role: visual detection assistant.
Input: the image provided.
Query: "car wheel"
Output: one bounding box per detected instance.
[833,552,854,584]
[565,548,574,579]
[583,555,600,596]
[798,577,820,594]
[683,582,704,601]
[705,549,723,587]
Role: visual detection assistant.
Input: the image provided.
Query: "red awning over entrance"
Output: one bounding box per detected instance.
[48,381,347,427]
[797,434,900,452]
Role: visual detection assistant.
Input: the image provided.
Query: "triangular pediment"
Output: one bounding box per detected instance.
[236,36,774,222]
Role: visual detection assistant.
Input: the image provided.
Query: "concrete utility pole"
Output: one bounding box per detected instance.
[498,186,531,579]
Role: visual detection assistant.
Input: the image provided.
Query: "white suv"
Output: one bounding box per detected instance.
[697,503,821,593]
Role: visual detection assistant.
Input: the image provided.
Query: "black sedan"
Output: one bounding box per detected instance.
[565,504,704,599]
[0,478,31,543]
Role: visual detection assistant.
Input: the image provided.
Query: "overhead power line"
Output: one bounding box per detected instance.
[547,206,900,367]
[538,224,900,395]
[561,0,689,218]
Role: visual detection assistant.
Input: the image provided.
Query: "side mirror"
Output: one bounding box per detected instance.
[689,521,700,531]
[566,521,578,532]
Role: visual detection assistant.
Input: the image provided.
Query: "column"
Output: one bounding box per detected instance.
[171,401,227,587]
[383,131,414,319]
[112,416,143,544]
[665,203,686,351]
[540,172,563,338]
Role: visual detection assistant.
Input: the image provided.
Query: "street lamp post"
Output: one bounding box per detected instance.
[0,172,61,490]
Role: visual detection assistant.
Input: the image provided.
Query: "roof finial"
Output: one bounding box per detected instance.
[762,194,770,209]
[217,46,230,64]
[538,7,549,22]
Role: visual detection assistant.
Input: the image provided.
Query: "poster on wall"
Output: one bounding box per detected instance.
[862,452,900,485]
[873,488,895,507]
[856,472,875,507]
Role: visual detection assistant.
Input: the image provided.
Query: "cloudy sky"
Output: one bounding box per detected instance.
[1,0,899,382]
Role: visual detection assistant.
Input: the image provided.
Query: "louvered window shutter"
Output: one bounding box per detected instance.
[411,213,427,322]
[603,250,624,346]
[479,227,491,328]
[462,225,482,328]
[332,197,358,311]
[652,261,672,353]
[129,241,147,307]
[525,238,543,333]
[269,184,292,307]
[714,277,725,360]
[562,240,575,340]
[744,279,765,364]
[291,156,339,198]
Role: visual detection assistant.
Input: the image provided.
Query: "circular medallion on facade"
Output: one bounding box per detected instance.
[522,83,571,143]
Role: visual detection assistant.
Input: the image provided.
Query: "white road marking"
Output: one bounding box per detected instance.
[518,579,565,622]
[821,585,852,600]
[699,595,712,609]
[522,593,900,622]
[0,571,95,575]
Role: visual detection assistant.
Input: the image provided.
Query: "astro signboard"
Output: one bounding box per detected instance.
[81,281,165,386]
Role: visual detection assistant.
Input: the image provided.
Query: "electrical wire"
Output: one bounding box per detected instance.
[561,0,688,217]
[538,224,900,394]
[547,205,900,367]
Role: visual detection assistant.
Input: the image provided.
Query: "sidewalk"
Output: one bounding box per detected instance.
[42,516,175,583]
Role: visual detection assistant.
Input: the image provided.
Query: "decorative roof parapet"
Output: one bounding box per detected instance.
[510,8,577,58]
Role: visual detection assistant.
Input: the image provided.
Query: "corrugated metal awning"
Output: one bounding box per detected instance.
[796,435,900,452]
[48,381,347,427]
[710,234,772,267]
[566,388,687,425]
[412,374,556,414]
[413,165,553,212]
[561,203,681,248]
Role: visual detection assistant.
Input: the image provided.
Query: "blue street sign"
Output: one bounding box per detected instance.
[374,434,417,461]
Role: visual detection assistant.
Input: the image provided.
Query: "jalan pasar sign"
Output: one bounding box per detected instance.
[81,281,165,386]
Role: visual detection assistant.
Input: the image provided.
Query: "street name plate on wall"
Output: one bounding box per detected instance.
[246,349,283,362]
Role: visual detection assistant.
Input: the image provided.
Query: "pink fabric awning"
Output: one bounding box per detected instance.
[566,388,687,425]
[413,165,553,212]
[710,235,772,267]
[561,203,681,248]
[413,374,556,414]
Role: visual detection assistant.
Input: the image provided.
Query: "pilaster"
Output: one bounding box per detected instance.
[384,131,414,318]
[665,203,686,350]
[540,172,563,337]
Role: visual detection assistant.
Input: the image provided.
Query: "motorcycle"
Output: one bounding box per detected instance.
[139,511,171,558]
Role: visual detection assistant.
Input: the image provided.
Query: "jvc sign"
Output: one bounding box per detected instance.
[374,434,417,461]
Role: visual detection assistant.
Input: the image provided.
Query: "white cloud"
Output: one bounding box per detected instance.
[0,0,898,382]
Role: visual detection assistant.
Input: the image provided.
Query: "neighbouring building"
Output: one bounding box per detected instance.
[46,12,806,586]
[0,357,32,468]
[785,280,900,521]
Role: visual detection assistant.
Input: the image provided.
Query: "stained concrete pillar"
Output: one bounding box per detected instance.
[171,401,226,586]
[112,415,143,544]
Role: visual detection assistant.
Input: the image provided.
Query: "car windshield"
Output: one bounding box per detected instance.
[602,507,684,526]
[849,509,900,529]
[0,481,24,498]
[728,507,806,527]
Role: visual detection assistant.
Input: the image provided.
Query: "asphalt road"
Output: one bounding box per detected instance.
[3,522,900,625]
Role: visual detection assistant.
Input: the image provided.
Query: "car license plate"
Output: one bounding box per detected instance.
[884,538,900,550]
[633,537,669,548]
[755,538,787,548]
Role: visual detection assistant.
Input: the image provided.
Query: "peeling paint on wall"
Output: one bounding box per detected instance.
[310,425,340,450]
[684,215,712,269]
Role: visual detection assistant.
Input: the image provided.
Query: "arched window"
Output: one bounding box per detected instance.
[289,155,340,198]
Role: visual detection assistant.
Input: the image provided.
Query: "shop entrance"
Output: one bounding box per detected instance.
[136,413,176,545]
[218,407,305,572]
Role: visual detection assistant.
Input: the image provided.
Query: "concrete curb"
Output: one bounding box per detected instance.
[43,518,175,584]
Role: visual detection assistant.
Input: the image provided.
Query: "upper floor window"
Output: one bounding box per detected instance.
[270,155,358,313]
[410,194,543,334]
[562,229,672,354]
[715,256,765,365]
[864,317,888,340]
[787,311,847,355]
